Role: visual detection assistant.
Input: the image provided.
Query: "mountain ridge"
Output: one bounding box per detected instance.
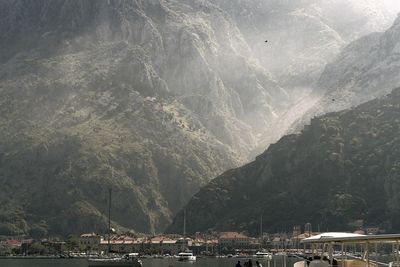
[0,0,399,236]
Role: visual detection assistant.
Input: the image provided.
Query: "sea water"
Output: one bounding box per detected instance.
[0,256,299,267]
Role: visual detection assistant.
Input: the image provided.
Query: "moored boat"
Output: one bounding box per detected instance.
[389,262,400,267]
[88,253,142,267]
[177,251,196,261]
[255,250,273,259]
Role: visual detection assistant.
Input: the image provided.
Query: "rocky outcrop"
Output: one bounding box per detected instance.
[287,14,400,134]
[210,0,396,88]
[316,14,400,111]
[209,0,398,155]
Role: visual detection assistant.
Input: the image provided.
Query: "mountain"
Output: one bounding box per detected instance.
[210,0,398,154]
[313,14,400,115]
[167,88,400,235]
[278,13,400,144]
[210,0,396,88]
[0,0,286,236]
[0,0,397,236]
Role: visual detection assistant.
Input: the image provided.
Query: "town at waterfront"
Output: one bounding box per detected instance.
[0,224,381,258]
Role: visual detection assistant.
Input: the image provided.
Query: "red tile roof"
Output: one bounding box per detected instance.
[219,232,248,239]
[6,240,22,247]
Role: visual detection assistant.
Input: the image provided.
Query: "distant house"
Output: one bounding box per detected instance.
[97,235,182,254]
[175,237,193,251]
[365,227,380,235]
[6,239,22,248]
[291,232,314,241]
[150,236,181,254]
[353,229,365,235]
[99,236,143,253]
[290,232,317,249]
[218,232,251,248]
[41,240,66,253]
[79,233,102,249]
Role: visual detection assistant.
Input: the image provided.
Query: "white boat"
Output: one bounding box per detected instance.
[255,251,273,259]
[176,210,196,261]
[177,251,196,261]
[88,255,142,267]
[256,216,272,259]
[88,186,144,267]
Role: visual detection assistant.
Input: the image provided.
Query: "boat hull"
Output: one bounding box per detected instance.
[177,251,196,261]
[88,259,142,267]
[178,256,196,261]
[255,252,272,259]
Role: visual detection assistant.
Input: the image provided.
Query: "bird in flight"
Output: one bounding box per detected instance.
[265,40,268,43]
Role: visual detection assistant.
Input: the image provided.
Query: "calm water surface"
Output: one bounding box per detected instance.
[0,257,298,267]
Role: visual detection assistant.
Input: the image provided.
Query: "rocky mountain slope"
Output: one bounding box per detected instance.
[167,88,400,234]
[0,0,286,236]
[0,0,398,236]
[280,13,400,142]
[314,14,400,114]
[211,0,396,88]
[211,0,398,154]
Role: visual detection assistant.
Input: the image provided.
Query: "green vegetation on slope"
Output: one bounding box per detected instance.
[167,88,400,234]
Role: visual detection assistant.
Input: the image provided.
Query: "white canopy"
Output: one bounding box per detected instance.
[301,232,400,244]
[303,232,365,242]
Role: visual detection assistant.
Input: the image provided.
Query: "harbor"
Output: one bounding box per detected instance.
[0,252,399,267]
[0,257,296,267]
[4,231,400,267]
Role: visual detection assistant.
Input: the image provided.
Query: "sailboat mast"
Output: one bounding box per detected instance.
[182,209,187,251]
[260,215,263,249]
[183,209,186,238]
[107,167,114,255]
[108,188,111,254]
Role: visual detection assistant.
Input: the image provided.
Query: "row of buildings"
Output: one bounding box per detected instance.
[79,231,316,254]
[77,225,381,255]
[1,224,379,256]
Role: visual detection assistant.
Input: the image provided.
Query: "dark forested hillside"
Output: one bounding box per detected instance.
[167,88,400,235]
